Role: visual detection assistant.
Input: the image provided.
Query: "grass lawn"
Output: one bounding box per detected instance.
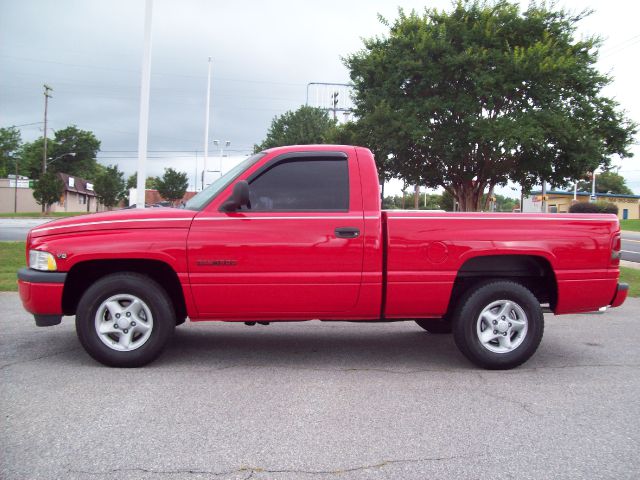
[621,219,640,232]
[620,267,640,298]
[0,241,25,292]
[0,212,87,218]
[1,240,639,298]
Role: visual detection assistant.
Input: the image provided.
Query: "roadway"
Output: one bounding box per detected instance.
[621,230,640,263]
[2,292,639,479]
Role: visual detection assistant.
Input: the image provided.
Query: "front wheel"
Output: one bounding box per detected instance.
[76,273,175,367]
[452,280,544,370]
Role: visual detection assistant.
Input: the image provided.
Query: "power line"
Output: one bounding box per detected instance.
[5,121,44,128]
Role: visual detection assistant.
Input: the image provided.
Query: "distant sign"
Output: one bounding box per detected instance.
[8,179,30,188]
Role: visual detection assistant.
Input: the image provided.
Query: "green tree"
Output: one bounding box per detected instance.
[576,171,633,195]
[48,125,101,180]
[254,105,337,152]
[345,2,637,211]
[126,173,159,190]
[0,126,22,178]
[18,138,45,180]
[156,168,188,203]
[33,172,64,213]
[331,120,394,196]
[94,165,126,209]
[19,126,102,181]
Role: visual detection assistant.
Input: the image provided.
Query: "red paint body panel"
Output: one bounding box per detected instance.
[383,211,620,317]
[610,284,628,308]
[18,280,64,315]
[17,144,626,325]
[187,146,373,320]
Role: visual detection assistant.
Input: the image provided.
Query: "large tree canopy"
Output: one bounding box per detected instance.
[49,125,101,180]
[20,125,101,181]
[254,106,337,152]
[345,1,636,211]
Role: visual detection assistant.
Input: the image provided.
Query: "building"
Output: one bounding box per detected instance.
[127,188,197,207]
[51,173,104,213]
[0,176,40,213]
[523,190,640,220]
[0,173,105,214]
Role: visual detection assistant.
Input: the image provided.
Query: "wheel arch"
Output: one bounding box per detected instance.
[62,259,187,323]
[447,254,558,316]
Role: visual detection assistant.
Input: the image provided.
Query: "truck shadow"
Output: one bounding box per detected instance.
[9,319,589,371]
[160,323,470,371]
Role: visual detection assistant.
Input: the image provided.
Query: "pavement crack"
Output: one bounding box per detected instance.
[68,454,483,477]
[480,390,540,416]
[476,371,540,416]
[212,364,458,375]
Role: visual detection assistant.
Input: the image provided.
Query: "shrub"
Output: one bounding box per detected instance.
[569,201,618,215]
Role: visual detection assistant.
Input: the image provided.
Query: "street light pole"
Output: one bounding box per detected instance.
[47,152,76,168]
[203,57,212,187]
[591,170,597,202]
[220,140,230,177]
[135,0,154,209]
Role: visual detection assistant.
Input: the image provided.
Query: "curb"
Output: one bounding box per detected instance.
[621,260,640,270]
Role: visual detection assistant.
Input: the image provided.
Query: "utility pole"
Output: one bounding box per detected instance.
[42,84,52,174]
[14,157,19,213]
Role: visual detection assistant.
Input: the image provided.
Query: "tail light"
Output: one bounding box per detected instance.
[611,233,621,265]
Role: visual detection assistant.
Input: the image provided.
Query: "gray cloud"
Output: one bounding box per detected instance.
[1,0,638,193]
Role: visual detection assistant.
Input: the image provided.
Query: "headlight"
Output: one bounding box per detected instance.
[29,250,57,271]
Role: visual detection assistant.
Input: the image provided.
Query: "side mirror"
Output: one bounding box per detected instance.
[221,180,251,212]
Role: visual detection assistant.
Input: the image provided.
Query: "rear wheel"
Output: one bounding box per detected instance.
[76,273,175,367]
[452,280,544,370]
[415,319,452,334]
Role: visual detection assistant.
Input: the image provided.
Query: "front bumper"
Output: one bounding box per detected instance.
[610,282,629,309]
[17,268,67,327]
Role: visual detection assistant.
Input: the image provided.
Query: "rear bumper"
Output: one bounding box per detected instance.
[610,283,629,309]
[17,268,66,326]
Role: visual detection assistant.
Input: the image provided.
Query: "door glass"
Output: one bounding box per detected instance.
[246,158,349,211]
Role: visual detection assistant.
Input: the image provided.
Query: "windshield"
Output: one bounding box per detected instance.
[183,153,265,211]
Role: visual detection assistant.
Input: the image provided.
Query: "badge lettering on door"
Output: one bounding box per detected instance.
[196,259,238,266]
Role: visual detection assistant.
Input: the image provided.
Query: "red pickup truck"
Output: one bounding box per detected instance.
[17,145,628,369]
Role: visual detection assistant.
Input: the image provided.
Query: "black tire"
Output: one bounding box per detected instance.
[452,280,544,370]
[415,319,452,334]
[76,273,175,367]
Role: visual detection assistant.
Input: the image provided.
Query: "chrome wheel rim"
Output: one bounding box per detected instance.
[94,294,153,352]
[476,299,528,354]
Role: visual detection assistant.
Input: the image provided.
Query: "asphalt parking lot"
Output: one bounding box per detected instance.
[2,292,639,480]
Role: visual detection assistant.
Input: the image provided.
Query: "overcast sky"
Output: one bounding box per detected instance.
[1,0,639,194]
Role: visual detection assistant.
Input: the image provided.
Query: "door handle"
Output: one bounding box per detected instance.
[335,227,360,239]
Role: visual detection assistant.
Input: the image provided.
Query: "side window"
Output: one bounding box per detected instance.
[246,157,349,211]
